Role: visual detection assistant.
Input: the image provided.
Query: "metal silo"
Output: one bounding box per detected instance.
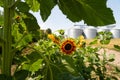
[97,28,110,32]
[110,29,120,38]
[67,26,83,38]
[83,27,97,39]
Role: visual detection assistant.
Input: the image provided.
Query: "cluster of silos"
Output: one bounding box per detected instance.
[67,25,120,39]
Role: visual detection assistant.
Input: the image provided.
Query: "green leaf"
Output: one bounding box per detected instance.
[18,24,25,34]
[58,0,83,22]
[0,0,3,7]
[25,0,40,12]
[62,55,76,71]
[16,33,32,47]
[22,64,30,70]
[98,31,112,45]
[22,34,32,43]
[108,54,115,62]
[39,0,57,21]
[89,39,97,45]
[45,66,54,80]
[58,0,115,26]
[26,51,41,62]
[100,40,110,45]
[16,2,30,13]
[116,66,120,72]
[14,70,29,80]
[114,45,120,51]
[57,29,65,35]
[22,53,43,72]
[57,72,85,80]
[31,30,40,42]
[23,13,40,32]
[0,74,6,80]
[57,72,73,80]
[0,74,13,80]
[29,59,43,72]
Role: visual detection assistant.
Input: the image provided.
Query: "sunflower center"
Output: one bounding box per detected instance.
[65,43,72,50]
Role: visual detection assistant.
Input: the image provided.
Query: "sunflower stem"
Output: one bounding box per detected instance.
[2,0,15,76]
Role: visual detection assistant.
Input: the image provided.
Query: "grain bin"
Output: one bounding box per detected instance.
[83,27,97,39]
[110,29,120,38]
[97,28,110,32]
[67,26,83,38]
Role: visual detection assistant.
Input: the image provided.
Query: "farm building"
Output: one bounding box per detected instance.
[67,24,120,39]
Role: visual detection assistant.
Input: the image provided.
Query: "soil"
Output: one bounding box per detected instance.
[98,48,120,67]
[98,48,120,79]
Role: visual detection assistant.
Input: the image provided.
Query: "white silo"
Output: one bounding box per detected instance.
[97,28,110,32]
[67,26,83,38]
[83,27,97,39]
[110,29,120,38]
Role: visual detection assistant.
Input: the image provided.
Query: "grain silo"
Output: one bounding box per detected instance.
[97,28,110,32]
[67,26,83,38]
[110,28,120,38]
[83,27,97,39]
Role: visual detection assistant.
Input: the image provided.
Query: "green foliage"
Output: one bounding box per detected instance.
[22,59,43,72]
[97,31,112,45]
[0,0,118,79]
[108,54,115,62]
[38,0,57,21]
[10,31,118,80]
[58,0,115,26]
[57,29,65,35]
[0,27,3,44]
[89,39,98,45]
[46,28,52,34]
[16,1,40,37]
[0,0,116,26]
[14,70,30,80]
[0,74,6,80]
[25,0,40,12]
[114,45,120,51]
[0,0,3,7]
[12,23,32,48]
[22,13,40,32]
[16,2,30,13]
[0,74,13,80]
[0,11,4,26]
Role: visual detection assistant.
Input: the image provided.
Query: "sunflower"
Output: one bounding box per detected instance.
[48,34,60,44]
[78,35,85,47]
[60,39,76,55]
[15,16,21,23]
[79,35,85,42]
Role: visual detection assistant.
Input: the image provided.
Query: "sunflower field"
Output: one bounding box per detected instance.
[0,0,120,80]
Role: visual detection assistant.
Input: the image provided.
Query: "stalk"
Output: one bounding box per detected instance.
[2,0,15,76]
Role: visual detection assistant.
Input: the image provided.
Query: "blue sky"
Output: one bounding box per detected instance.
[0,0,120,32]
[34,0,120,32]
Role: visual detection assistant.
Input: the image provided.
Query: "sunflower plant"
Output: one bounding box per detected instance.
[8,30,117,80]
[0,0,117,79]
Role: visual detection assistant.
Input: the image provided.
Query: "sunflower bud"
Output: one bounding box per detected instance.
[48,34,60,44]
